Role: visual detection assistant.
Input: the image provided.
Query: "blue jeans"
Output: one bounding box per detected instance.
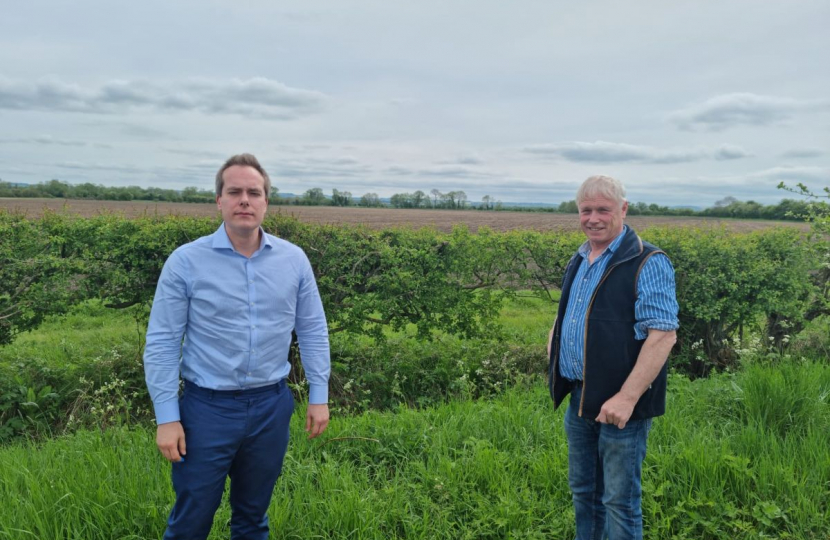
[164,380,294,540]
[564,386,652,540]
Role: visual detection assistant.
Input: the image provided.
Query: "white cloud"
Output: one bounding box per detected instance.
[0,76,328,120]
[669,93,828,131]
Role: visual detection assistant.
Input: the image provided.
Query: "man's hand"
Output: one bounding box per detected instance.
[156,421,186,462]
[595,392,638,429]
[306,403,330,439]
[596,329,677,429]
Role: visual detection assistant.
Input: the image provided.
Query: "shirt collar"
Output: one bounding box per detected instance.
[211,223,273,255]
[577,225,628,258]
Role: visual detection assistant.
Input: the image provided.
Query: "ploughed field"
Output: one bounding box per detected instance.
[0,198,804,233]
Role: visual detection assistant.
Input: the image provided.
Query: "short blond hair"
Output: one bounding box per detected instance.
[576,175,626,208]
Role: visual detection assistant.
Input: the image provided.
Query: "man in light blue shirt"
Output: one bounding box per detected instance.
[144,153,330,540]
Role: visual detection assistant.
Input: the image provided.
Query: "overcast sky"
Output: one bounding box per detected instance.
[1,1,828,207]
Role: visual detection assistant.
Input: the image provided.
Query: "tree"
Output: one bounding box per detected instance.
[359,193,382,207]
[300,188,327,206]
[714,195,738,208]
[331,189,353,207]
[430,189,442,208]
[412,190,426,208]
[557,200,578,213]
[390,193,414,208]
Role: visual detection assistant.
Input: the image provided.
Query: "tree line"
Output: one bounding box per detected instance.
[2,179,826,220]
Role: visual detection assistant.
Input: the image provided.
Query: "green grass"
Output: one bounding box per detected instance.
[1,297,829,538]
[1,365,828,539]
[0,300,142,366]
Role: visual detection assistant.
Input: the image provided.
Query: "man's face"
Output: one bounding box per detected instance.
[578,194,628,250]
[216,165,268,235]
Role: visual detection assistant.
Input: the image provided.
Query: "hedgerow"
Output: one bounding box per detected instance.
[0,211,825,440]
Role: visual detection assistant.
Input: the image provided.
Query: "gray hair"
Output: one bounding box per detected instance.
[576,175,627,208]
[215,153,272,199]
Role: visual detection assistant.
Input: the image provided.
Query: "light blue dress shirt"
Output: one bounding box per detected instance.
[144,224,331,424]
[559,226,679,381]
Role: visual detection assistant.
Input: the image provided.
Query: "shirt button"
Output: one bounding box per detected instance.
[249,280,254,284]
[249,302,254,306]
[247,372,251,376]
[251,325,256,329]
[251,349,256,353]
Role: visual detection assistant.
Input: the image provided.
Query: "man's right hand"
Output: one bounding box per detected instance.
[156,421,186,462]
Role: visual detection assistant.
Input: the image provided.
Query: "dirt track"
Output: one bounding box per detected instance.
[0,198,805,233]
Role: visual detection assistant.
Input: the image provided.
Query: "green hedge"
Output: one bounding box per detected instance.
[0,211,824,440]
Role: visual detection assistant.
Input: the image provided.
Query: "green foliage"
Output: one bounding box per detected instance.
[0,210,824,379]
[642,226,818,376]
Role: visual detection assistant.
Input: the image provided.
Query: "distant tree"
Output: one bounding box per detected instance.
[557,200,578,213]
[359,193,382,207]
[714,195,739,208]
[390,192,415,208]
[481,195,493,210]
[430,189,442,208]
[269,186,280,201]
[332,189,353,207]
[300,187,327,206]
[43,179,71,198]
[412,190,426,208]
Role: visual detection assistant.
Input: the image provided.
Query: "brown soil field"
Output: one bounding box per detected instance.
[0,198,806,233]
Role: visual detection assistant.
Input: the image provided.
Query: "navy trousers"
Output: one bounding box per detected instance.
[163,380,294,540]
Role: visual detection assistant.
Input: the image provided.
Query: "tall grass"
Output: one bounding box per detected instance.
[2,362,828,539]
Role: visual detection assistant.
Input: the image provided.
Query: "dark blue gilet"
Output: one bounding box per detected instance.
[548,227,668,420]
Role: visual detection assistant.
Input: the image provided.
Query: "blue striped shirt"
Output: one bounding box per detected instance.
[558,226,679,381]
[143,224,331,424]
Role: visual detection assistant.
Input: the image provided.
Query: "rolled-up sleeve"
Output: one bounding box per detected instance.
[634,253,679,340]
[294,255,331,404]
[143,252,189,424]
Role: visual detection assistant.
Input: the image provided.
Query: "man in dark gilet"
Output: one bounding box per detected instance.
[547,175,678,540]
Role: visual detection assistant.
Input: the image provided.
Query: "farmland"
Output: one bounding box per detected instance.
[0,197,806,232]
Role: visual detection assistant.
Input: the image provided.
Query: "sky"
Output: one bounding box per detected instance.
[0,0,828,207]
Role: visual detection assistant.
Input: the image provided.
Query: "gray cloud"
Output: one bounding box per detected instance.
[1,135,85,146]
[781,148,825,159]
[522,141,748,164]
[55,162,146,174]
[714,144,753,160]
[0,76,328,120]
[670,93,828,131]
[164,148,229,160]
[749,166,829,184]
[269,156,372,179]
[437,154,485,166]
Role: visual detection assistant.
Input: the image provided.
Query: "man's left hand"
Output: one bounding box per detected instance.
[306,403,330,439]
[596,392,637,429]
